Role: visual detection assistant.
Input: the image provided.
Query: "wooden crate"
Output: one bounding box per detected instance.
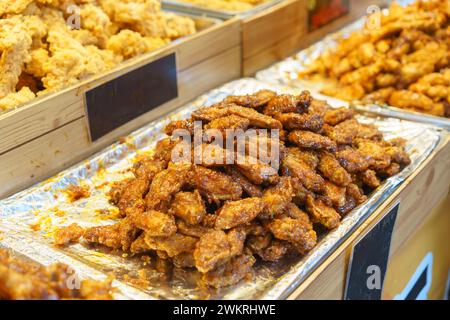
[0,18,241,199]
[242,0,308,76]
[288,136,450,300]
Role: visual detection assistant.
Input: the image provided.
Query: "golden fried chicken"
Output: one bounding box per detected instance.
[170,190,206,226]
[215,198,266,230]
[54,223,85,246]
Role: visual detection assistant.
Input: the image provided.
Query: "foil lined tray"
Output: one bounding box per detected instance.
[255,16,450,130]
[162,0,282,19]
[0,78,444,300]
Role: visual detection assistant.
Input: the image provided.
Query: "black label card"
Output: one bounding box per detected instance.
[308,0,351,31]
[85,53,178,141]
[344,203,399,300]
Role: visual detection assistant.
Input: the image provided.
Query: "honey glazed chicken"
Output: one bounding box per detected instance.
[0,248,113,300]
[54,89,411,289]
[300,0,450,117]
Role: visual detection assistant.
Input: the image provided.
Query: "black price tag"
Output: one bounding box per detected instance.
[308,0,350,31]
[344,202,399,300]
[85,53,178,141]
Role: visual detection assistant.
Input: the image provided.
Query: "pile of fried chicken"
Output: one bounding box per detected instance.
[54,90,411,289]
[0,0,196,111]
[0,248,113,300]
[300,0,450,117]
[175,0,269,11]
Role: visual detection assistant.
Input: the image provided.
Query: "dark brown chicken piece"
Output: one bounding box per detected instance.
[224,166,263,197]
[144,233,198,258]
[289,147,320,169]
[131,210,177,237]
[145,163,192,210]
[355,140,392,170]
[263,91,312,116]
[322,180,347,208]
[223,89,277,108]
[384,145,412,166]
[290,178,312,206]
[357,123,384,141]
[193,104,282,129]
[306,195,341,229]
[130,234,150,254]
[282,153,324,193]
[235,157,280,185]
[202,254,255,288]
[324,107,355,125]
[176,219,209,238]
[204,114,250,132]
[378,162,401,178]
[54,223,85,246]
[318,151,352,187]
[336,147,373,173]
[170,190,206,225]
[360,170,381,189]
[246,233,272,254]
[257,240,291,262]
[275,112,324,132]
[173,252,196,269]
[324,119,359,145]
[193,166,242,203]
[268,216,317,255]
[194,229,246,273]
[215,198,266,230]
[289,130,337,152]
[284,203,313,231]
[260,177,294,219]
[346,183,367,205]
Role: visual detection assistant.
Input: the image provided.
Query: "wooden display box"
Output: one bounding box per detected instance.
[288,135,450,300]
[0,18,241,199]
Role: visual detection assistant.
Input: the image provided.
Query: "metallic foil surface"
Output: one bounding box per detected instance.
[0,78,444,300]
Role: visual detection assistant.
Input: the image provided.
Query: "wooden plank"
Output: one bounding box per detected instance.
[289,136,450,300]
[0,45,241,199]
[242,0,308,76]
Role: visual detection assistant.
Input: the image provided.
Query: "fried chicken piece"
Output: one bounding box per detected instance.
[317,151,352,187]
[356,123,384,141]
[131,210,177,237]
[289,131,337,152]
[202,254,255,288]
[282,153,324,193]
[0,16,32,101]
[322,180,347,208]
[0,87,35,111]
[268,216,317,255]
[257,240,291,262]
[290,178,312,206]
[235,157,280,185]
[335,147,373,173]
[223,89,277,109]
[260,177,293,219]
[384,144,412,166]
[192,104,282,129]
[288,147,319,169]
[360,170,381,189]
[355,140,391,171]
[215,198,266,230]
[79,277,114,300]
[173,252,195,269]
[0,0,34,16]
[263,91,312,116]
[194,229,246,273]
[176,219,209,238]
[117,178,149,215]
[130,233,150,254]
[54,223,85,246]
[170,190,206,225]
[145,163,192,210]
[144,233,198,258]
[284,203,313,231]
[306,195,341,229]
[106,29,168,59]
[204,114,250,132]
[164,118,195,136]
[378,162,401,178]
[275,112,324,132]
[324,107,355,125]
[193,166,242,203]
[224,166,263,197]
[346,183,367,205]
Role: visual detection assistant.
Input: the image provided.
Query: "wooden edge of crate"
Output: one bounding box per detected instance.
[242,0,308,60]
[287,135,450,300]
[0,17,241,157]
[0,46,241,199]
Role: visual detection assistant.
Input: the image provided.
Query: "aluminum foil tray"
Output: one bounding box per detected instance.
[255,16,450,130]
[0,78,444,300]
[162,0,282,20]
